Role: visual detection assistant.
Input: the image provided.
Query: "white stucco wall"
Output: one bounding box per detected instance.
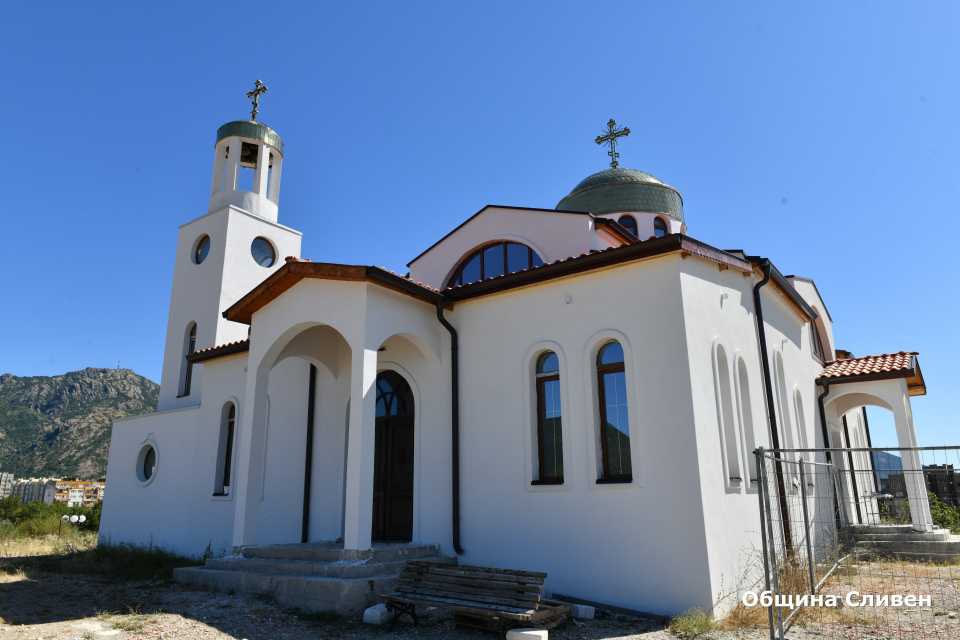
[407,207,621,290]
[158,206,301,412]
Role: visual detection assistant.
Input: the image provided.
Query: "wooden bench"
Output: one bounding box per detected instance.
[381,560,570,634]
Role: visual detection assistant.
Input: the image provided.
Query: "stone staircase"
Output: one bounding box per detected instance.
[843,524,960,561]
[174,541,455,617]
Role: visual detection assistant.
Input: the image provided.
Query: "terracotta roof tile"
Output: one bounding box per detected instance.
[192,338,250,356]
[818,351,918,380]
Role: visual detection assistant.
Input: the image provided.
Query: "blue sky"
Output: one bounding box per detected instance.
[1,2,955,445]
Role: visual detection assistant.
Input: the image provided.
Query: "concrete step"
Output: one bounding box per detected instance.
[174,541,455,618]
[204,554,456,579]
[242,541,441,563]
[850,531,954,542]
[851,539,960,561]
[174,566,398,617]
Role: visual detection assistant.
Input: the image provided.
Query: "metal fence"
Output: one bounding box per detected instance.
[755,446,960,639]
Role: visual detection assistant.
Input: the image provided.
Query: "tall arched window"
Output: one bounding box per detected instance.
[535,352,563,483]
[736,358,759,484]
[214,403,236,495]
[446,241,544,288]
[810,321,826,360]
[180,323,197,397]
[373,371,415,541]
[653,217,668,238]
[794,390,809,463]
[714,344,741,482]
[597,342,632,481]
[618,215,638,237]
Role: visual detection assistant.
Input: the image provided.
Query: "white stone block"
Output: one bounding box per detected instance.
[571,604,595,619]
[506,629,548,640]
[363,603,391,625]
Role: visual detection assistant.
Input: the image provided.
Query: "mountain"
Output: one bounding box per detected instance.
[0,368,158,479]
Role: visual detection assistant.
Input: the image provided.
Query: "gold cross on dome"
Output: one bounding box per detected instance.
[595,119,631,168]
[246,79,268,121]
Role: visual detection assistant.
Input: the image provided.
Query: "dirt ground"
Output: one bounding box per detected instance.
[0,567,697,640]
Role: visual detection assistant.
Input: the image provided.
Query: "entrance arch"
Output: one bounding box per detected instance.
[372,371,415,541]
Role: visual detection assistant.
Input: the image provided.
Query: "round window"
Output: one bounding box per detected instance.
[251,237,276,267]
[136,443,158,484]
[194,235,210,264]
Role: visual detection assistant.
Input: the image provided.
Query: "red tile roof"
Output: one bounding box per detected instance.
[186,338,251,363]
[818,351,925,396]
[191,338,250,356]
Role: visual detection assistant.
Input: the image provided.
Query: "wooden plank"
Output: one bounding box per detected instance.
[396,585,537,611]
[382,594,533,621]
[403,565,544,585]
[397,578,541,603]
[408,560,548,579]
[399,570,542,594]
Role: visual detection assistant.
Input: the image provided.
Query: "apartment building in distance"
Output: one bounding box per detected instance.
[924,464,959,507]
[55,478,106,507]
[11,478,57,504]
[0,472,14,499]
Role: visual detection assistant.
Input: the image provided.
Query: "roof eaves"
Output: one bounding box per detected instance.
[186,339,251,364]
[406,204,592,267]
[784,275,833,322]
[443,234,751,302]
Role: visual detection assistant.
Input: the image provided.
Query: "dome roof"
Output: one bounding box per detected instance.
[216,120,284,155]
[556,168,683,222]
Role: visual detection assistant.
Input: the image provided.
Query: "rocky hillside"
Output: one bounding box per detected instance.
[0,368,158,479]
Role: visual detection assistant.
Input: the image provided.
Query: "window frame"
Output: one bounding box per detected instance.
[653,216,668,238]
[534,353,563,484]
[446,241,542,288]
[596,343,633,482]
[618,215,638,237]
[180,323,197,398]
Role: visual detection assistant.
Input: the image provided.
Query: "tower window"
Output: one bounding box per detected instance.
[654,217,668,238]
[180,323,197,397]
[535,352,563,483]
[618,215,638,237]
[194,235,210,265]
[251,237,276,267]
[446,241,544,288]
[597,342,632,481]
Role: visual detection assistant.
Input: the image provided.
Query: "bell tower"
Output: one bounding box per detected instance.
[157,83,302,411]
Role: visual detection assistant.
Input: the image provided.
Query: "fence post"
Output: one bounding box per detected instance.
[756,448,775,640]
[799,458,816,594]
[760,448,785,639]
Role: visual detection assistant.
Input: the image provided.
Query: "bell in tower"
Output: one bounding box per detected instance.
[209,80,284,222]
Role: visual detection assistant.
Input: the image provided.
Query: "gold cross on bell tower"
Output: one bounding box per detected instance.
[595,119,631,168]
[247,79,268,121]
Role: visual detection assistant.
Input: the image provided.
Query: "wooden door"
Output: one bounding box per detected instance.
[371,371,414,542]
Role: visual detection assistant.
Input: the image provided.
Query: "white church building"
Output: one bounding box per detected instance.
[99,105,932,618]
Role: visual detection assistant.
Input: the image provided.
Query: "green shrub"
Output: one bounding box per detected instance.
[669,607,715,638]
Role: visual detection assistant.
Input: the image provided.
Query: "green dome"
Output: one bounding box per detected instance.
[216,120,284,155]
[556,168,683,222]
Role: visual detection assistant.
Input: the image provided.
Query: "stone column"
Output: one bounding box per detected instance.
[267,154,282,205]
[253,143,271,195]
[210,142,227,197]
[231,363,270,551]
[341,346,378,552]
[892,381,932,532]
[224,137,242,192]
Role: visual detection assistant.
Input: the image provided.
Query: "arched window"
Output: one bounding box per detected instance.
[535,352,563,483]
[180,323,197,397]
[810,321,826,360]
[446,241,544,288]
[597,342,632,481]
[714,344,741,482]
[736,358,759,484]
[373,371,415,541]
[214,403,236,495]
[618,215,638,237]
[653,217,668,238]
[794,390,809,463]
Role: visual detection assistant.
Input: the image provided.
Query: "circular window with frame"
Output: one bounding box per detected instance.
[136,442,159,486]
[194,235,211,264]
[251,237,276,267]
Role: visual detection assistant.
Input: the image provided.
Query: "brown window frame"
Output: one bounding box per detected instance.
[618,215,638,237]
[653,216,668,238]
[446,241,542,288]
[810,322,825,361]
[596,348,632,483]
[534,361,563,484]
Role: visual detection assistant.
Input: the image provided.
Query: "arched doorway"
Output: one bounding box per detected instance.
[372,371,414,541]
